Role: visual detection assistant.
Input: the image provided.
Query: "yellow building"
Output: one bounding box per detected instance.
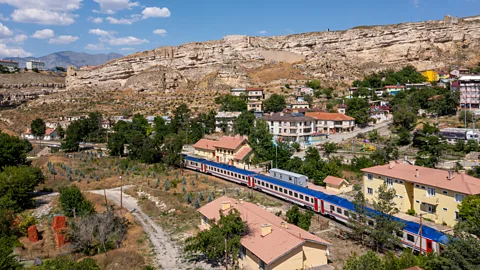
[422,70,440,83]
[362,162,480,227]
[192,136,253,169]
[324,176,352,193]
[198,196,332,270]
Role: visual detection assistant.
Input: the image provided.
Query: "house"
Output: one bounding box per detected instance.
[22,129,36,140]
[450,67,470,78]
[231,88,246,97]
[192,136,253,168]
[246,87,264,101]
[405,83,430,90]
[370,105,391,123]
[305,112,355,134]
[459,76,480,109]
[324,176,352,193]
[0,60,19,72]
[437,71,450,80]
[198,196,332,270]
[22,128,58,141]
[421,70,439,82]
[263,113,315,143]
[248,101,262,112]
[215,112,242,133]
[337,104,347,114]
[450,81,460,92]
[362,162,480,227]
[297,86,314,96]
[289,101,310,109]
[384,85,405,96]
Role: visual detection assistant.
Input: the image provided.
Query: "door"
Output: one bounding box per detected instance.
[216,156,219,162]
[314,198,319,212]
[321,200,325,214]
[426,239,433,253]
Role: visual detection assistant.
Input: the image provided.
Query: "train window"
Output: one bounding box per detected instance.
[350,213,357,220]
[305,196,309,202]
[427,242,432,249]
[270,184,273,189]
[284,189,288,194]
[294,192,298,198]
[274,186,278,191]
[337,207,342,214]
[289,191,293,196]
[396,231,404,237]
[344,210,349,217]
[330,205,335,211]
[279,188,283,192]
[407,234,415,242]
[299,194,303,200]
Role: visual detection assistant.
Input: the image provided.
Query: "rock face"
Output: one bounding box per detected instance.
[67,16,480,91]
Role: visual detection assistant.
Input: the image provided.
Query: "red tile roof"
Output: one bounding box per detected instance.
[192,139,217,151]
[404,267,423,270]
[24,128,32,135]
[324,176,347,187]
[214,136,247,150]
[385,85,405,89]
[246,87,263,91]
[361,163,480,195]
[234,146,253,161]
[45,128,55,135]
[198,196,331,265]
[305,112,355,121]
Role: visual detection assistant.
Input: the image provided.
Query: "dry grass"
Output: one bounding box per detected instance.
[247,62,309,84]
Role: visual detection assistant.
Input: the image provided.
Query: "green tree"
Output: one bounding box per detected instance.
[346,98,370,126]
[249,119,273,163]
[55,66,67,72]
[286,205,314,231]
[31,118,46,139]
[455,195,480,237]
[184,209,248,267]
[305,80,321,89]
[303,94,313,107]
[397,127,412,146]
[0,236,21,270]
[55,125,65,139]
[0,166,44,212]
[323,142,338,158]
[233,111,255,136]
[59,185,95,217]
[344,251,384,270]
[392,102,418,131]
[263,94,286,113]
[350,186,368,244]
[370,184,404,252]
[0,132,32,170]
[459,110,474,125]
[162,134,184,166]
[32,256,99,270]
[215,94,247,112]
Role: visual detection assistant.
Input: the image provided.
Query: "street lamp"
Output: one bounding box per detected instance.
[119,175,123,209]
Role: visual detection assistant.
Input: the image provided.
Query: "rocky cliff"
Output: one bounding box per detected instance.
[67,15,480,92]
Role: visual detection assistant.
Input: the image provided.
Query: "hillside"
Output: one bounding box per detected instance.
[5,51,123,69]
[67,15,480,92]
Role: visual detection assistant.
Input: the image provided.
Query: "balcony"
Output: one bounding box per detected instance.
[418,194,439,205]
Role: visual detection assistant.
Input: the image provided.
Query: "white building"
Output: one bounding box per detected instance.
[0,60,19,72]
[26,60,45,71]
[215,111,242,133]
[263,112,315,143]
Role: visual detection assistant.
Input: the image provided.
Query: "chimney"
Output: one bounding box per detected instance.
[261,224,272,237]
[447,170,454,180]
[280,112,284,116]
[458,170,466,175]
[415,169,419,178]
[389,161,396,169]
[404,154,408,164]
[221,201,231,211]
[280,222,288,229]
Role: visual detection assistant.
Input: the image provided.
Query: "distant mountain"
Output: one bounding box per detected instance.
[4,51,123,69]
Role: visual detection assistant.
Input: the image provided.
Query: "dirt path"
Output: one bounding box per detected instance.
[89,186,185,270]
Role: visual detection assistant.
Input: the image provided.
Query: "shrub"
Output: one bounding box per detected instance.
[406,209,416,216]
[59,186,95,217]
[16,214,38,236]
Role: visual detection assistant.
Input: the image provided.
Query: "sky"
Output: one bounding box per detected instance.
[0,0,479,58]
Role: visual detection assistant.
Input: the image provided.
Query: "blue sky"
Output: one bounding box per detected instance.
[0,0,479,58]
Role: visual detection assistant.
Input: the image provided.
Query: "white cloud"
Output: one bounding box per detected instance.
[11,9,76,25]
[153,29,167,36]
[0,44,32,57]
[142,7,171,19]
[0,13,9,21]
[89,28,116,36]
[31,29,55,39]
[89,17,103,23]
[85,43,109,50]
[120,47,135,51]
[0,0,82,12]
[108,36,148,46]
[0,34,28,44]
[411,0,420,7]
[258,30,267,34]
[48,35,79,44]
[93,0,139,13]
[106,16,139,25]
[0,22,12,38]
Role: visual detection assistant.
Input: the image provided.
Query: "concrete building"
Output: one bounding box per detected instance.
[215,111,242,133]
[0,60,19,72]
[459,75,480,109]
[246,87,264,101]
[198,196,332,270]
[26,60,45,71]
[231,88,246,96]
[289,101,310,109]
[305,112,355,134]
[384,85,405,96]
[192,136,253,168]
[22,128,58,141]
[370,105,391,123]
[263,113,315,143]
[362,162,480,227]
[247,101,262,112]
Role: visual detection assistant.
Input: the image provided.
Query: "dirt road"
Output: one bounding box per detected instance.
[89,186,185,270]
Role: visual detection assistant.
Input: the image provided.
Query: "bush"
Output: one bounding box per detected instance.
[406,209,416,216]
[16,214,37,236]
[59,186,95,217]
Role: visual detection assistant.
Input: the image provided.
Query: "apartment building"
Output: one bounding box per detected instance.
[361,162,480,227]
[26,60,45,71]
[459,75,480,109]
[263,113,315,143]
[305,112,355,134]
[198,196,331,270]
[0,60,19,72]
[192,136,253,168]
[215,111,242,133]
[230,87,264,112]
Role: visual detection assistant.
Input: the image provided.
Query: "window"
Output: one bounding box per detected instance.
[386,178,393,187]
[399,180,403,184]
[443,208,448,211]
[294,192,298,198]
[427,187,436,197]
[337,207,342,214]
[274,186,278,191]
[344,210,349,217]
[289,191,292,196]
[259,259,266,270]
[367,188,373,194]
[443,190,448,195]
[351,213,357,220]
[421,186,425,189]
[427,204,436,213]
[455,194,464,203]
[299,194,304,200]
[240,245,246,258]
[305,196,309,202]
[455,211,460,220]
[367,174,373,180]
[399,195,403,199]
[269,184,273,189]
[407,234,415,242]
[279,188,283,193]
[416,200,420,203]
[396,230,404,237]
[330,205,335,212]
[284,189,288,194]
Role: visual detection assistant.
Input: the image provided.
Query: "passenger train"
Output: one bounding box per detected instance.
[184,155,449,254]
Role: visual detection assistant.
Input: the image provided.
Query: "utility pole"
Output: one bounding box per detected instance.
[119,175,123,209]
[104,189,108,207]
